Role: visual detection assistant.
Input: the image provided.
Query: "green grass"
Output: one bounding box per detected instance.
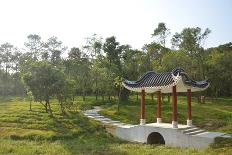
[0,96,231,154]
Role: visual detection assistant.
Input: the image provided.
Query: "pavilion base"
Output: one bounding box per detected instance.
[187,120,193,126]
[172,121,178,128]
[157,118,162,123]
[114,122,231,148]
[140,119,146,125]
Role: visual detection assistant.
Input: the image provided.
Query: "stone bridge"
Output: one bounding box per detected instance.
[115,123,230,148]
[83,107,231,148]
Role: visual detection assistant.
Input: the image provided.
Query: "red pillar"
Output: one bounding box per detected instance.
[187,89,192,126]
[140,89,145,125]
[157,90,162,123]
[172,85,178,128]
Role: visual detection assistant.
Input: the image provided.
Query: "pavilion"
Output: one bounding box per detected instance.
[122,67,209,128]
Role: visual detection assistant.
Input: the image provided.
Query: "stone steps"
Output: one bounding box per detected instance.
[83,108,130,127]
[185,129,206,135]
[178,126,193,131]
[183,127,200,134]
[179,127,207,136]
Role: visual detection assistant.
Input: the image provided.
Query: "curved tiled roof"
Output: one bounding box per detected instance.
[122,68,209,93]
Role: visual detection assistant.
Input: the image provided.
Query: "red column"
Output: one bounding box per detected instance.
[187,89,192,126]
[157,90,162,123]
[172,85,178,128]
[187,89,192,120]
[140,89,145,124]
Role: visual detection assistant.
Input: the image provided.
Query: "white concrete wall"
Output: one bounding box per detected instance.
[115,125,216,148]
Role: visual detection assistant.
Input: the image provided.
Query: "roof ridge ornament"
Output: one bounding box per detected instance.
[171,72,181,85]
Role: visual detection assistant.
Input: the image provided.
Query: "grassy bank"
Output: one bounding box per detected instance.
[0,96,231,154]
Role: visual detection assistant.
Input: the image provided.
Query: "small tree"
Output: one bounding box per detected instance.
[56,79,75,115]
[114,76,123,112]
[27,91,34,111]
[23,61,65,115]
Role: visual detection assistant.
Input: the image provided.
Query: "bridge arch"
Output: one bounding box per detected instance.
[147,132,165,144]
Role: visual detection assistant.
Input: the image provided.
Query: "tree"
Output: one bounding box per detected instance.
[67,48,91,101]
[50,50,62,65]
[152,22,170,47]
[171,27,211,79]
[161,50,192,73]
[82,34,102,60]
[82,35,103,100]
[121,49,142,80]
[27,91,34,111]
[103,36,121,66]
[55,76,75,115]
[171,27,211,55]
[205,43,232,97]
[11,50,22,73]
[91,57,102,100]
[102,36,130,100]
[68,47,82,60]
[23,61,66,114]
[114,76,123,111]
[0,43,14,79]
[24,34,43,60]
[77,57,91,101]
[143,42,169,71]
[43,36,67,62]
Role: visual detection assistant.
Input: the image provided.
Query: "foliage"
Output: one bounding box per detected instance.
[23,61,66,113]
[1,26,232,100]
[152,22,170,47]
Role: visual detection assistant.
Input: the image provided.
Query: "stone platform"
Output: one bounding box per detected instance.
[115,123,231,148]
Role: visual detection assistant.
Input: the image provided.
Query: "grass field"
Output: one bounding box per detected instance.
[0,96,231,155]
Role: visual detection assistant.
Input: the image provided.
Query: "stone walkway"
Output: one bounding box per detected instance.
[83,106,135,128]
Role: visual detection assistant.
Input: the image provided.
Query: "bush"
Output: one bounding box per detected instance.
[211,137,232,148]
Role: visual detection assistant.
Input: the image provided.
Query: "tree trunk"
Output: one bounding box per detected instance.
[29,100,32,111]
[45,96,52,116]
[82,91,86,101]
[5,65,8,80]
[117,88,122,112]
[45,101,48,112]
[95,78,98,100]
[161,94,165,102]
[95,91,98,100]
[47,102,53,116]
[198,96,201,104]
[167,94,170,103]
[136,93,139,102]
[60,100,65,115]
[40,101,47,112]
[151,94,154,103]
[72,95,75,101]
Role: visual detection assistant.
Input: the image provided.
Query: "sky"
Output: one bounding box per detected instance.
[0,0,231,51]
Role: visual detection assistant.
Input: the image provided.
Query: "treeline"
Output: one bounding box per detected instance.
[0,23,232,112]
